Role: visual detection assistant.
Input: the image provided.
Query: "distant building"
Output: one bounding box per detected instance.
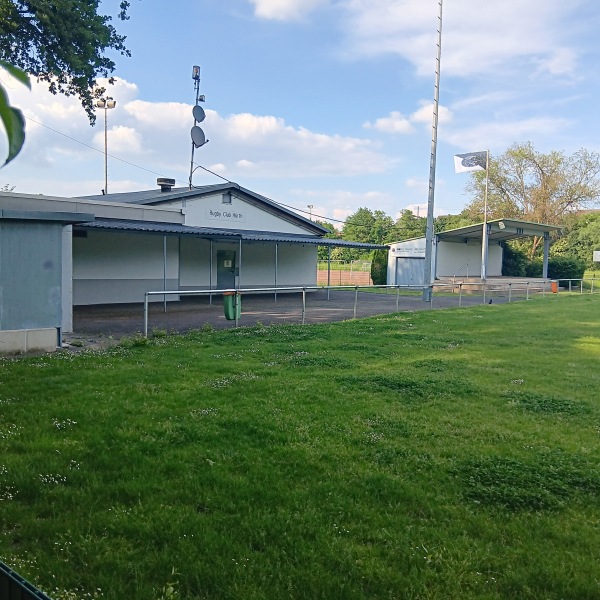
[387,219,560,285]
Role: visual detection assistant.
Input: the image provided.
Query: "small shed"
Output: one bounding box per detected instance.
[387,218,561,286]
[0,207,93,353]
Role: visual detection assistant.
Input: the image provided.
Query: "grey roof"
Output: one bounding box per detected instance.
[74,183,329,236]
[437,218,561,243]
[77,219,387,249]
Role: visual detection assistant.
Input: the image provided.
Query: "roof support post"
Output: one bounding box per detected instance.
[209,239,213,305]
[543,231,550,279]
[327,246,331,301]
[163,235,167,313]
[274,242,278,302]
[238,238,242,290]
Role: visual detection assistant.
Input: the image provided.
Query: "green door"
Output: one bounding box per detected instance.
[217,250,236,289]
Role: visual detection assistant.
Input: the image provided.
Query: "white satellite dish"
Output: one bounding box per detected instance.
[191,125,206,148]
[192,105,206,123]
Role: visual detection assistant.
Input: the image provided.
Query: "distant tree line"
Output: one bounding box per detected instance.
[326,143,600,280]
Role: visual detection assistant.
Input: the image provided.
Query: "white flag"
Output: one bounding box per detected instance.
[454,151,487,173]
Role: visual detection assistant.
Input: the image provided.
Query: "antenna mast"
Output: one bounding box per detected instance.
[189,65,208,190]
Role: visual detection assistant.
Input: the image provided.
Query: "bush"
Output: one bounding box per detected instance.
[370,249,388,285]
[525,255,586,281]
[502,243,528,277]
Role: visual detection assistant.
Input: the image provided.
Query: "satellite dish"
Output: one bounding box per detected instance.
[191,125,206,148]
[192,105,206,123]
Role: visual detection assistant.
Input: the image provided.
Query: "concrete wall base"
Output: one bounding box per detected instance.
[0,328,58,355]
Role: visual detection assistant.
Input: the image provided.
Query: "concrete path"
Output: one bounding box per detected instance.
[69,288,514,344]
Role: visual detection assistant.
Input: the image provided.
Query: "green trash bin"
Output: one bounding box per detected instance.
[223,291,241,320]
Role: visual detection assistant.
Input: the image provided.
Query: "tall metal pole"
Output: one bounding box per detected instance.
[96,97,116,194]
[422,0,444,302]
[480,150,490,280]
[103,106,108,194]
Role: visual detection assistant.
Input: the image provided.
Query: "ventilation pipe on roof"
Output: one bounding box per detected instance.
[157,178,176,192]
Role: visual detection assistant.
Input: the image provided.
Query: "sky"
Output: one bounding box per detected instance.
[1,0,599,226]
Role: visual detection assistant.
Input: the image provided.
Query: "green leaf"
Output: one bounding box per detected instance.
[0,84,26,166]
[0,60,31,90]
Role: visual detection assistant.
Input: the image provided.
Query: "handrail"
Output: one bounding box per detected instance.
[452,263,469,283]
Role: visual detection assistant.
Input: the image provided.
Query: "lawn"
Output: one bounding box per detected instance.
[1,295,599,599]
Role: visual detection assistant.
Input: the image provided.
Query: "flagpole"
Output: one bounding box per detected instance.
[480,149,490,281]
[422,0,444,302]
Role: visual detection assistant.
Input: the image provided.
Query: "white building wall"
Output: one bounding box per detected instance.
[387,238,429,285]
[73,231,180,304]
[172,193,312,235]
[179,237,212,288]
[387,237,504,284]
[436,241,503,277]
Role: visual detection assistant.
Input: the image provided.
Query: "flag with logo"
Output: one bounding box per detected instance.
[454,151,487,173]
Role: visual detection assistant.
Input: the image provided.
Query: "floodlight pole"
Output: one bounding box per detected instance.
[422,0,444,302]
[96,97,116,194]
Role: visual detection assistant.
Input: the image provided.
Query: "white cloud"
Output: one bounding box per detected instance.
[364,111,413,134]
[364,103,452,135]
[444,117,572,152]
[249,0,328,21]
[410,102,453,125]
[339,0,584,79]
[0,75,398,198]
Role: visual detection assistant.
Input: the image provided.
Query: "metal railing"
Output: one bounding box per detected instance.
[0,560,54,600]
[143,285,429,336]
[555,278,597,294]
[452,262,470,282]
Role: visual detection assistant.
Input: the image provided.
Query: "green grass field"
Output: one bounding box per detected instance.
[1,296,599,599]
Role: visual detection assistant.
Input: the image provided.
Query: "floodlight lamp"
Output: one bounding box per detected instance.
[192,65,201,80]
[96,99,106,108]
[106,98,116,109]
[498,221,506,230]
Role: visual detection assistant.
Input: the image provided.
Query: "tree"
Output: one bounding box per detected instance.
[394,209,426,240]
[314,219,339,261]
[0,1,133,125]
[551,211,600,268]
[342,207,395,245]
[464,142,600,256]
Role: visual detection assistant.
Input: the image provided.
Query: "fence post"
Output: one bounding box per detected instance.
[508,282,512,303]
[592,278,595,294]
[302,287,306,325]
[235,291,240,328]
[354,286,359,319]
[580,280,583,294]
[396,286,400,311]
[569,279,572,292]
[526,281,530,300]
[459,283,463,307]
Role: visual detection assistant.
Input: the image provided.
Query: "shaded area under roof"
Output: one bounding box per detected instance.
[77,219,388,249]
[436,218,561,243]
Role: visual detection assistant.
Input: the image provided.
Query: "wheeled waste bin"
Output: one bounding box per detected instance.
[223,291,241,320]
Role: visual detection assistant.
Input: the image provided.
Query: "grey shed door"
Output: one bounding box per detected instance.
[395,257,425,286]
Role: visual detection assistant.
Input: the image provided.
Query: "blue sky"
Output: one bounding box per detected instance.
[1,0,599,225]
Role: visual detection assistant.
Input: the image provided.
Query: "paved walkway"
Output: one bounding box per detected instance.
[69,288,510,343]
